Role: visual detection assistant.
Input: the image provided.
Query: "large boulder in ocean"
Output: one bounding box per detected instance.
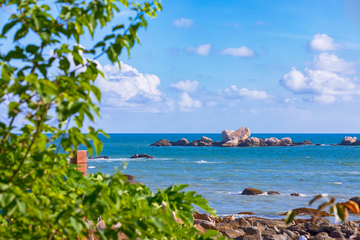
[280,137,293,146]
[242,137,267,147]
[264,137,280,146]
[187,139,200,146]
[241,187,264,195]
[150,139,172,146]
[221,138,238,147]
[171,138,189,146]
[341,136,357,145]
[222,127,250,143]
[130,154,154,159]
[201,136,213,145]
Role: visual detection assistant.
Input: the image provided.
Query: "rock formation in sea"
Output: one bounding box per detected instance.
[340,136,358,145]
[130,154,154,159]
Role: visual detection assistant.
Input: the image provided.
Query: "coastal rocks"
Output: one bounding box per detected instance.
[240,137,267,147]
[290,193,300,197]
[222,138,239,147]
[222,127,251,143]
[150,139,172,146]
[293,140,314,146]
[222,130,235,142]
[201,136,213,145]
[265,137,280,146]
[340,136,357,145]
[268,191,280,195]
[88,156,109,159]
[123,174,136,180]
[242,188,264,195]
[187,139,200,146]
[130,154,154,159]
[280,137,293,146]
[171,138,188,146]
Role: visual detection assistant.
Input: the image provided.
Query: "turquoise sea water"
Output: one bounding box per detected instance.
[86,133,360,221]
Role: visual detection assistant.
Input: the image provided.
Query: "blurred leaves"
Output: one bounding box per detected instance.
[0,0,223,239]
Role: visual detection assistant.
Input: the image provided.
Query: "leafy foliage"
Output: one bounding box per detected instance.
[0,0,222,239]
[285,195,360,224]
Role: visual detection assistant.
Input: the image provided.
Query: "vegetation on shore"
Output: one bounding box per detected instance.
[0,0,225,239]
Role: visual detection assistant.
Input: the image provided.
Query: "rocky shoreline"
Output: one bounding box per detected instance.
[149,127,360,148]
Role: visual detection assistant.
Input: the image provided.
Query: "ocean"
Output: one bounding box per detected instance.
[85,133,360,221]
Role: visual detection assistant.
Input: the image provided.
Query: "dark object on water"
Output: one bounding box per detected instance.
[237,212,255,215]
[241,187,264,195]
[130,154,154,159]
[268,191,280,195]
[290,193,300,197]
[150,139,172,146]
[88,156,109,159]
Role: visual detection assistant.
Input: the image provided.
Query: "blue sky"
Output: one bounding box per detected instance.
[2,0,360,133]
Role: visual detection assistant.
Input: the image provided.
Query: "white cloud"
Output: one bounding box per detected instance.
[96,62,173,112]
[173,18,194,29]
[309,53,355,74]
[308,33,342,52]
[220,46,255,57]
[186,44,212,56]
[219,85,269,99]
[171,80,199,92]
[281,53,360,103]
[313,95,337,104]
[285,98,297,103]
[178,92,202,111]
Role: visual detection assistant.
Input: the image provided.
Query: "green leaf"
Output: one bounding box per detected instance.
[285,210,297,224]
[112,24,124,31]
[14,25,29,41]
[2,20,19,36]
[25,45,40,54]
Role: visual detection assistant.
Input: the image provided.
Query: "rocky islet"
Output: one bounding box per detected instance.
[149,127,358,147]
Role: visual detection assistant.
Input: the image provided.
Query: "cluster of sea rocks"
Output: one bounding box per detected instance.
[150,127,314,147]
[150,127,360,148]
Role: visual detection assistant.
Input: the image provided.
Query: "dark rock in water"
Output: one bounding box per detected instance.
[130,154,154,159]
[187,139,200,146]
[239,137,267,147]
[290,193,299,197]
[221,139,238,147]
[352,140,360,145]
[171,138,189,146]
[264,137,280,146]
[293,140,313,146]
[284,208,332,217]
[315,143,321,146]
[123,174,136,180]
[88,156,109,159]
[198,141,211,147]
[212,141,223,146]
[150,139,172,146]
[341,136,357,145]
[126,180,143,185]
[237,212,255,215]
[280,137,293,146]
[268,191,280,195]
[201,136,213,145]
[242,188,264,195]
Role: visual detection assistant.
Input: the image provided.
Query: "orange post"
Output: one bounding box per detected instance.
[70,150,87,176]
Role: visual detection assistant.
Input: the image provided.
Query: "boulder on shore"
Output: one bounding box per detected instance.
[241,187,264,195]
[187,139,200,146]
[340,136,357,145]
[171,138,189,146]
[240,137,267,147]
[130,154,154,159]
[150,139,172,146]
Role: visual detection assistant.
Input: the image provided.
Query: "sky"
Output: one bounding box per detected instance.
[2,0,360,133]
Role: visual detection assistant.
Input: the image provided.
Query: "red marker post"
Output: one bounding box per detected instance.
[70,150,87,176]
